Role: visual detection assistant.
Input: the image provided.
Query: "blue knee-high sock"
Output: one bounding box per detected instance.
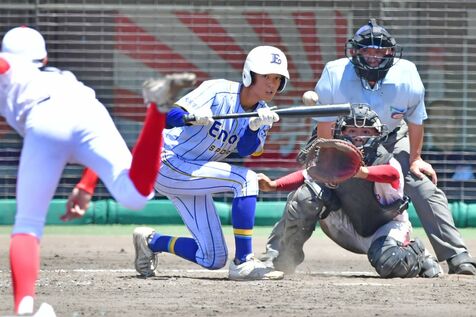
[231,196,256,263]
[148,233,198,263]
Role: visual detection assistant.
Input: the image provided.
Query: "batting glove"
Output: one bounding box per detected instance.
[142,72,196,113]
[185,107,215,126]
[190,115,214,126]
[248,107,279,131]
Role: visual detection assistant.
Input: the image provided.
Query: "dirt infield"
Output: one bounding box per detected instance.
[1,229,476,316]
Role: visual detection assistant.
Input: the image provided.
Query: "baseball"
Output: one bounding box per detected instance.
[302,90,318,106]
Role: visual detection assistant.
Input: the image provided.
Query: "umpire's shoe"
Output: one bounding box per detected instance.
[133,227,159,277]
[447,252,476,275]
[229,254,284,281]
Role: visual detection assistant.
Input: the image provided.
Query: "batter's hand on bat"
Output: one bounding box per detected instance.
[410,158,438,184]
[189,116,214,125]
[257,173,277,192]
[61,187,92,222]
[249,108,279,131]
[188,110,214,126]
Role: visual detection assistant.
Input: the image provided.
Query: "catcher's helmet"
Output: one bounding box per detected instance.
[1,26,47,68]
[242,45,290,93]
[345,19,402,90]
[334,104,384,136]
[334,104,387,165]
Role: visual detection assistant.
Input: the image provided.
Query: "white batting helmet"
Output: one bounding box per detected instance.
[242,45,289,93]
[2,26,47,67]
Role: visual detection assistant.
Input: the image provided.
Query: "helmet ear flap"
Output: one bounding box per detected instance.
[242,62,252,87]
[277,76,287,92]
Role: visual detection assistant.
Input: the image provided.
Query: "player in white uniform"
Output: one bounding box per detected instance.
[259,105,442,278]
[0,26,172,315]
[132,45,288,280]
[313,19,476,275]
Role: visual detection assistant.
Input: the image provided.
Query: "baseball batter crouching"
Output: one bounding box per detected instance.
[259,105,442,278]
[132,46,289,280]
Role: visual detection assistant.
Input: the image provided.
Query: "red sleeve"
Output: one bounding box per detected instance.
[275,170,306,191]
[0,57,10,74]
[75,168,99,195]
[365,165,400,189]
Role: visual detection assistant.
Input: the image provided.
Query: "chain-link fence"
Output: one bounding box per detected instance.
[1,0,475,201]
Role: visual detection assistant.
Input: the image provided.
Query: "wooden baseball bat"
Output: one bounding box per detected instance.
[183,103,351,123]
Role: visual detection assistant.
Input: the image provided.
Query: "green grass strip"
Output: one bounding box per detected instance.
[1,225,476,239]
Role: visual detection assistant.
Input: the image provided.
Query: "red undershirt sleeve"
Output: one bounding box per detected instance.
[275,170,306,191]
[365,165,400,190]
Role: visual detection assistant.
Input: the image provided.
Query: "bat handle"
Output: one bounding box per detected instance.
[182,114,196,124]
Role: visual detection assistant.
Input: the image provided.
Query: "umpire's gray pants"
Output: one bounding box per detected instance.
[384,122,468,261]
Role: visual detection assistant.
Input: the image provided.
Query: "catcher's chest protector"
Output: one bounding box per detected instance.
[334,148,408,237]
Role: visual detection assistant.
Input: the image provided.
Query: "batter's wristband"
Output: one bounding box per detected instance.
[75,168,99,195]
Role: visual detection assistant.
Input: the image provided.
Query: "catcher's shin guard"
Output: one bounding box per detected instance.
[272,182,328,273]
[368,236,425,278]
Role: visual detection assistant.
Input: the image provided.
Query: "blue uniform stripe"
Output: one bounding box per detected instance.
[174,196,206,263]
[203,195,218,268]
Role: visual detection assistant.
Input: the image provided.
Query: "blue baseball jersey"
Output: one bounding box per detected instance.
[163,79,271,161]
[314,58,427,132]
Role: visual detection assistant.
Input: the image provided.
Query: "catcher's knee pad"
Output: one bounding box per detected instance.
[285,181,327,225]
[368,236,425,278]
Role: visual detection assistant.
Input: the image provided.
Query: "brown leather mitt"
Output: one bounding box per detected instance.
[305,138,363,184]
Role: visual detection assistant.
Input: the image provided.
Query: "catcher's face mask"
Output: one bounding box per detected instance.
[342,126,380,147]
[345,18,402,91]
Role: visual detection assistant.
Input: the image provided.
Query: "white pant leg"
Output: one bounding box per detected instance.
[13,96,151,239]
[13,99,73,238]
[320,209,412,254]
[155,154,258,197]
[72,100,151,210]
[168,194,228,269]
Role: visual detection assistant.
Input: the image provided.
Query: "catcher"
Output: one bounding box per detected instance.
[259,104,442,278]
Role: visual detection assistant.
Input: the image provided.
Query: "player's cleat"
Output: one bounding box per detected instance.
[142,72,196,113]
[32,303,56,317]
[447,252,476,275]
[228,254,284,281]
[11,299,56,317]
[133,226,159,277]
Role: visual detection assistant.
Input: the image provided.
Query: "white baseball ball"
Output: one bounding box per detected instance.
[302,90,318,106]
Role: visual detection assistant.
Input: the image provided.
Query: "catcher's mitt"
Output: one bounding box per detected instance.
[305,138,363,184]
